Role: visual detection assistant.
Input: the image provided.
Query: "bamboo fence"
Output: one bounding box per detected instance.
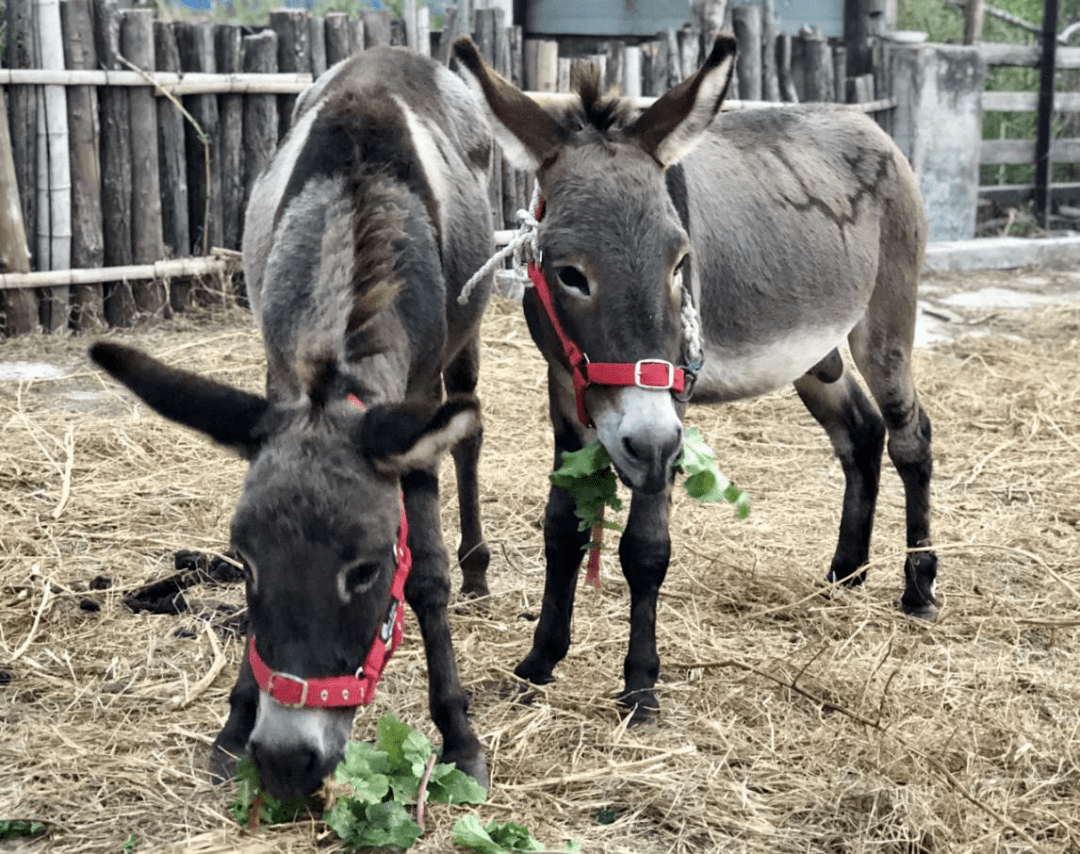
[0,0,896,338]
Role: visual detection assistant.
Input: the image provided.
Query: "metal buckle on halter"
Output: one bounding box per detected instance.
[379,599,399,644]
[634,359,676,390]
[266,671,309,708]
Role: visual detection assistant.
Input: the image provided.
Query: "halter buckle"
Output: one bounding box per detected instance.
[266,671,309,708]
[634,360,676,390]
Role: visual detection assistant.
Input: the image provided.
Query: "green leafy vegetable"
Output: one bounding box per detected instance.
[678,427,751,518]
[452,815,581,853]
[0,821,47,841]
[232,713,487,850]
[550,430,750,538]
[550,442,623,533]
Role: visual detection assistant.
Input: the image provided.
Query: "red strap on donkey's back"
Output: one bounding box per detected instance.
[247,395,412,709]
[526,198,686,427]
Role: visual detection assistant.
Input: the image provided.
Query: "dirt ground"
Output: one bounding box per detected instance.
[1,265,1079,854]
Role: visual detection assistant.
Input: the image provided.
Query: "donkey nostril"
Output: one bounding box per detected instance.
[622,436,642,462]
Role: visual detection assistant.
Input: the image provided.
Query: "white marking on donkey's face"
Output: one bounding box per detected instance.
[248,693,355,786]
[591,387,684,495]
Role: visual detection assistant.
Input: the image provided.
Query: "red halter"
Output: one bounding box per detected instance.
[526,198,687,427]
[247,395,412,709]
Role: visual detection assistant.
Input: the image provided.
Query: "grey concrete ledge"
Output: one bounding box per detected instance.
[925,235,1080,271]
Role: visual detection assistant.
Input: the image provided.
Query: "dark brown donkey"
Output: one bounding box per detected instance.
[453,35,937,721]
[90,46,493,797]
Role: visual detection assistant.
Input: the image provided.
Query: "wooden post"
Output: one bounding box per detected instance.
[417,6,431,58]
[0,88,37,336]
[650,35,670,93]
[361,10,392,47]
[1034,0,1059,228]
[964,0,985,45]
[832,44,848,101]
[762,0,780,101]
[121,9,165,316]
[176,20,223,263]
[732,5,762,101]
[623,45,642,99]
[437,6,458,64]
[390,18,406,47]
[269,9,309,139]
[663,28,681,83]
[844,0,881,78]
[692,0,728,56]
[35,0,72,331]
[95,0,135,326]
[242,31,278,226]
[61,0,105,331]
[803,31,834,101]
[476,7,504,229]
[215,24,243,254]
[402,0,419,52]
[309,15,327,77]
[324,12,351,66]
[155,20,189,312]
[679,25,700,80]
[509,25,524,87]
[777,34,799,102]
[527,39,558,92]
[350,18,365,55]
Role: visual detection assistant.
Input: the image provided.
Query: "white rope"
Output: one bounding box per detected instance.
[680,284,705,372]
[458,181,543,305]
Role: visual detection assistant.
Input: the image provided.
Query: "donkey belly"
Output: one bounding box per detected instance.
[693,317,859,402]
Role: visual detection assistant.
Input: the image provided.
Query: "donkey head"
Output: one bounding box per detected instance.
[454,35,735,493]
[89,343,479,798]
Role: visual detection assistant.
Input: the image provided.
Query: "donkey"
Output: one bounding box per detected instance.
[89,46,494,798]
[452,35,937,721]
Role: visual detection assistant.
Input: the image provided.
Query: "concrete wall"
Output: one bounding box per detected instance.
[890,43,986,242]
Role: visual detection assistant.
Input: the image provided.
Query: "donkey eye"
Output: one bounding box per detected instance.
[556,266,590,297]
[343,561,382,595]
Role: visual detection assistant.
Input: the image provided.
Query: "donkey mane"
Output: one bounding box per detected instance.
[565,63,635,139]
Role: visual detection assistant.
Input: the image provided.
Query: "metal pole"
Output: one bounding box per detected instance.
[1034,0,1059,229]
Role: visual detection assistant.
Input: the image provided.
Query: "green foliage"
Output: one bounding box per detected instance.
[233,713,486,850]
[452,816,581,854]
[551,432,749,539]
[0,821,47,841]
[549,442,623,534]
[122,833,138,852]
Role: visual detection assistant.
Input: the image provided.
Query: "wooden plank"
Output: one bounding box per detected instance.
[215,24,244,254]
[0,252,240,290]
[979,43,1080,68]
[979,181,1080,206]
[0,68,314,92]
[983,89,1080,111]
[61,0,105,331]
[121,8,166,316]
[154,20,189,285]
[981,136,1080,164]
[95,0,135,326]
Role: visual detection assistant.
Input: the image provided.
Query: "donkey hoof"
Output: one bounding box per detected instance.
[459,580,490,599]
[618,691,659,726]
[207,742,242,786]
[900,597,938,621]
[443,746,489,789]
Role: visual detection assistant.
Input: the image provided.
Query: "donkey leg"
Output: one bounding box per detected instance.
[793,372,887,586]
[208,650,259,784]
[514,424,591,686]
[617,487,672,724]
[401,467,487,785]
[444,339,490,597]
[850,347,938,619]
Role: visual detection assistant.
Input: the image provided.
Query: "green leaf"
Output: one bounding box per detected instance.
[678,427,750,516]
[550,443,623,534]
[453,816,578,853]
[122,832,137,852]
[0,821,47,841]
[427,763,488,805]
[354,801,424,850]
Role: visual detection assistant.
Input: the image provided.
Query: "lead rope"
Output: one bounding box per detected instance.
[457,181,543,305]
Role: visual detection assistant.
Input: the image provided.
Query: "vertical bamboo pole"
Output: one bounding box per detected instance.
[61,0,105,331]
[34,0,71,330]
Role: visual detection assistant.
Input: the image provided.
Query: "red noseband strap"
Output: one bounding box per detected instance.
[526,198,687,427]
[248,396,412,709]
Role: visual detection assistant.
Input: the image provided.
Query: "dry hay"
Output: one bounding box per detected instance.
[2,278,1079,854]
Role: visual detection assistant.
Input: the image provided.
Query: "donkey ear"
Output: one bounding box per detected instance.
[452,36,563,171]
[628,34,737,167]
[89,342,270,459]
[359,395,480,476]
